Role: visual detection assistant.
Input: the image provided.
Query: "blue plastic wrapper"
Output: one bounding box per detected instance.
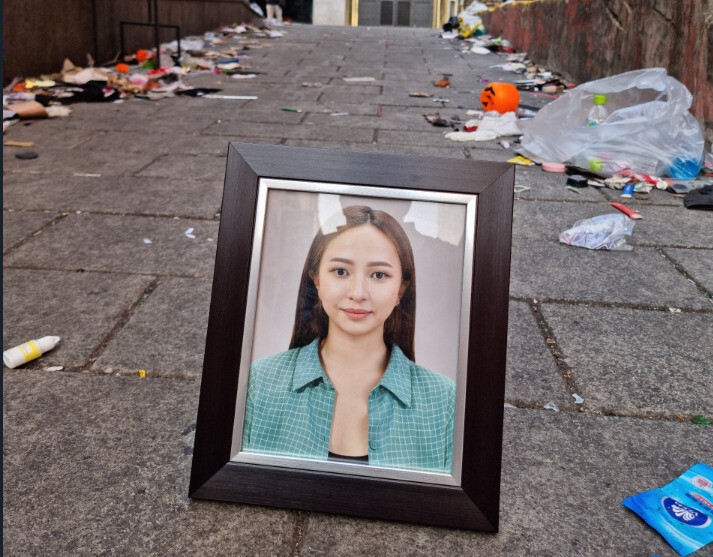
[623,463,713,556]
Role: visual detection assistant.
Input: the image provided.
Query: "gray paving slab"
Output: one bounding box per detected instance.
[2,370,295,556]
[2,146,159,177]
[626,205,713,248]
[136,153,228,182]
[510,239,711,309]
[2,174,223,218]
[4,213,219,277]
[663,247,713,294]
[204,119,375,142]
[94,277,212,378]
[540,304,713,416]
[299,408,711,557]
[2,209,58,252]
[505,301,569,407]
[2,124,93,150]
[513,199,626,240]
[2,269,153,369]
[76,130,234,156]
[512,200,713,249]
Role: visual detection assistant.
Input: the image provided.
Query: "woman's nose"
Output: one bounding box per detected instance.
[347,276,367,301]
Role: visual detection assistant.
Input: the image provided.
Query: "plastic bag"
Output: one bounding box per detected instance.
[457,2,487,38]
[559,214,635,251]
[518,68,705,178]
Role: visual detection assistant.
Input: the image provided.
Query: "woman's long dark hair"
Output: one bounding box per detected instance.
[289,205,417,362]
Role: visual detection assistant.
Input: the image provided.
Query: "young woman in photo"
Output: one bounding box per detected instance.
[242,205,455,473]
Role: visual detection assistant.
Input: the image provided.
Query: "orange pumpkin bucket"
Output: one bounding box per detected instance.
[480,82,520,113]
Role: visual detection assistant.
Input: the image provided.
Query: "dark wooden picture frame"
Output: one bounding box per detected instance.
[189,142,514,531]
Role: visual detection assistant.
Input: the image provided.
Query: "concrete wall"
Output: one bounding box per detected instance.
[3,0,262,84]
[480,0,713,146]
[313,0,348,24]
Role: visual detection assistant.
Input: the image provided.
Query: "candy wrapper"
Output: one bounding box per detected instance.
[623,463,713,556]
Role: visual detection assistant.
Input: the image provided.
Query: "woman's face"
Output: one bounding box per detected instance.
[314,224,404,342]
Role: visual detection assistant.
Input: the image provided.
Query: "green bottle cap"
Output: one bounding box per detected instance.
[594,94,607,105]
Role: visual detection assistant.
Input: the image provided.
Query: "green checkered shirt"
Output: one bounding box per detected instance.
[242,339,455,473]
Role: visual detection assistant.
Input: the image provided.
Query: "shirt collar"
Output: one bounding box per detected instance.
[292,339,329,391]
[291,339,413,407]
[378,345,412,407]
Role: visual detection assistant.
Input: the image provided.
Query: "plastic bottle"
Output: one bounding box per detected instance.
[3,336,60,368]
[585,94,608,127]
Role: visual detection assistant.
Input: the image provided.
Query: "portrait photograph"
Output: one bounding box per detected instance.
[190,143,514,530]
[230,179,475,483]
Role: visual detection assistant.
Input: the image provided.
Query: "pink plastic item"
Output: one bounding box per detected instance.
[543,162,566,173]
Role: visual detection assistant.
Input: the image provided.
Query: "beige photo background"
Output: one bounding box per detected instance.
[249,183,468,381]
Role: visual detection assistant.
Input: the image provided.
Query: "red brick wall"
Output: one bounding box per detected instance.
[481,0,713,146]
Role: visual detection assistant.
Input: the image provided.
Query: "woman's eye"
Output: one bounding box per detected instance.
[372,271,389,279]
[332,268,348,276]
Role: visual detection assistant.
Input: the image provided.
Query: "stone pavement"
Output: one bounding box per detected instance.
[3,23,712,556]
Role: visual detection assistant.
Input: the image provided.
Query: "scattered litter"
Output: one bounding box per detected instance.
[4,140,34,147]
[143,238,153,244]
[445,129,498,142]
[45,106,72,117]
[330,112,349,116]
[498,140,510,149]
[504,402,518,409]
[692,416,712,425]
[302,82,322,88]
[667,183,697,195]
[543,402,560,412]
[669,307,682,313]
[572,393,584,404]
[476,111,522,136]
[343,77,376,82]
[15,151,38,160]
[566,175,588,188]
[623,462,713,557]
[281,107,302,113]
[3,336,61,369]
[45,365,64,372]
[7,100,47,119]
[184,228,196,239]
[559,213,635,251]
[610,202,642,219]
[138,369,147,378]
[434,77,450,88]
[424,113,459,127]
[566,185,582,194]
[543,162,566,173]
[518,68,705,178]
[231,73,257,79]
[409,92,432,98]
[683,185,713,210]
[204,94,257,100]
[508,155,535,166]
[481,82,520,114]
[514,186,531,193]
[73,172,101,177]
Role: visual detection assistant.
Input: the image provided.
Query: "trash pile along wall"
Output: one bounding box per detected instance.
[479,0,713,148]
[2,0,262,85]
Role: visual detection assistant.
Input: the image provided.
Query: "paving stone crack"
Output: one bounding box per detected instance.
[78,276,162,373]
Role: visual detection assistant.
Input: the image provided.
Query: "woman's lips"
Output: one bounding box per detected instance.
[342,308,370,320]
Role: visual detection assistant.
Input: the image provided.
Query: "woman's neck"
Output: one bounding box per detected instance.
[319,331,389,390]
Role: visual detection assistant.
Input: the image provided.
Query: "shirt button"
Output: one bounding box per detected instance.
[369,440,377,450]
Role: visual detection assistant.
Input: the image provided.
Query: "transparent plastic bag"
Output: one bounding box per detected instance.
[518,68,705,177]
[559,214,635,251]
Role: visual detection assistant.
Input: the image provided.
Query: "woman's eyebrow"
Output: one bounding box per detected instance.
[328,257,393,268]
